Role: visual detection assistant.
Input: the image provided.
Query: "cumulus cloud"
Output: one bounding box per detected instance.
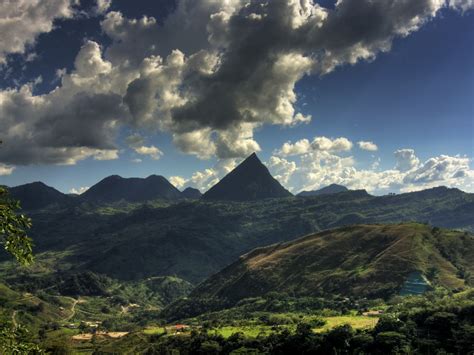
[69,186,89,194]
[134,145,163,160]
[358,141,378,152]
[1,0,473,167]
[0,163,14,176]
[169,176,187,189]
[267,156,297,187]
[449,0,474,11]
[277,136,353,156]
[95,0,112,15]
[0,0,76,64]
[270,136,474,194]
[278,139,311,156]
[126,133,163,160]
[170,158,238,192]
[394,149,421,172]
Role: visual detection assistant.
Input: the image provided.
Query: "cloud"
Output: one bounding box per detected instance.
[278,139,311,156]
[0,0,76,64]
[133,145,163,160]
[277,136,353,156]
[126,133,163,160]
[170,158,238,192]
[169,176,187,189]
[0,163,14,176]
[1,0,472,166]
[100,0,459,160]
[358,141,378,152]
[269,135,474,194]
[312,137,353,152]
[95,0,112,15]
[267,156,297,187]
[0,41,127,166]
[394,149,420,172]
[404,154,472,184]
[449,0,474,11]
[69,186,89,194]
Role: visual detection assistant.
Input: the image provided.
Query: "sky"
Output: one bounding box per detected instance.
[0,0,473,195]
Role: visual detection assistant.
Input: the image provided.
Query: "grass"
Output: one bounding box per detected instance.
[315,315,378,333]
[211,325,276,338]
[209,314,378,338]
[143,326,167,335]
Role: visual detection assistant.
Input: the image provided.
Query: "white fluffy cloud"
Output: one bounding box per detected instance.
[1,0,473,171]
[358,141,378,152]
[394,149,421,172]
[449,0,474,11]
[277,136,353,156]
[170,158,238,192]
[0,163,15,176]
[169,176,187,189]
[133,145,163,160]
[95,0,112,14]
[0,0,76,64]
[267,156,297,187]
[269,137,474,194]
[126,133,163,160]
[69,186,89,194]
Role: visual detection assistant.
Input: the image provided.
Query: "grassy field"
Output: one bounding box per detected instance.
[315,315,379,333]
[209,314,379,338]
[211,325,277,338]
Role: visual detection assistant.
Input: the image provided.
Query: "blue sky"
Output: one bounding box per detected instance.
[0,0,472,195]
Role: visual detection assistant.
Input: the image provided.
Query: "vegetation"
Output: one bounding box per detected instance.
[0,187,33,265]
[1,178,473,353]
[30,288,474,354]
[2,186,472,286]
[185,223,473,310]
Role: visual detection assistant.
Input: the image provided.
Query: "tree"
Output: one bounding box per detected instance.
[0,186,34,265]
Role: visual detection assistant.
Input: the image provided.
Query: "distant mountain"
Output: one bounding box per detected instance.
[191,223,474,303]
[298,184,349,197]
[8,182,71,210]
[181,187,202,199]
[81,175,182,203]
[202,153,292,201]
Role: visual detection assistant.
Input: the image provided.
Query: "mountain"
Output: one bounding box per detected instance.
[202,153,292,201]
[181,187,202,199]
[8,182,71,210]
[191,223,474,303]
[298,183,349,197]
[81,174,182,203]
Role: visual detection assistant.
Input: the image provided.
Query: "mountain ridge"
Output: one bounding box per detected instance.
[79,174,182,203]
[298,183,349,197]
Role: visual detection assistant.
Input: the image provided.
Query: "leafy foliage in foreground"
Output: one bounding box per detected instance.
[0,187,33,265]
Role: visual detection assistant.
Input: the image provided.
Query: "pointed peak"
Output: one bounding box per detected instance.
[240,152,263,167]
[202,152,292,201]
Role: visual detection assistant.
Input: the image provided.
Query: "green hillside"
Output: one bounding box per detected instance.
[191,223,474,303]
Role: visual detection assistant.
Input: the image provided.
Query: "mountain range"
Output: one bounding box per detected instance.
[3,152,473,285]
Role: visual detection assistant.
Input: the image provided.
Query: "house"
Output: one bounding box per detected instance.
[174,324,190,333]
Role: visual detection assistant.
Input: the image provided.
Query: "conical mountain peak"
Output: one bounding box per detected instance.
[202,153,292,201]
